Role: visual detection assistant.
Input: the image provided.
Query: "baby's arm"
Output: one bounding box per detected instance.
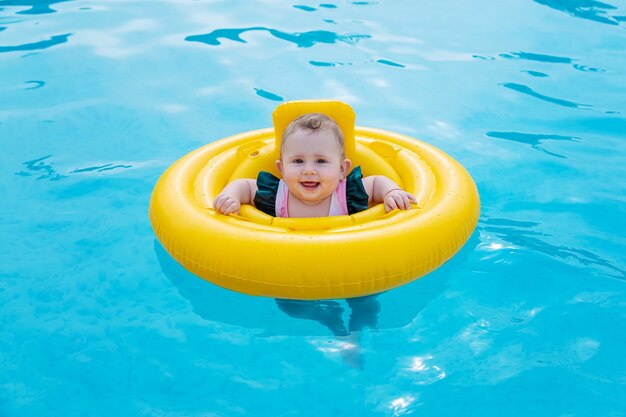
[362,175,417,212]
[213,179,258,215]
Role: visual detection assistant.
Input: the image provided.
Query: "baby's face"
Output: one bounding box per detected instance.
[276,128,351,206]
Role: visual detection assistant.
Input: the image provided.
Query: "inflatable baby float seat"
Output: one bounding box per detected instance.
[149,100,480,300]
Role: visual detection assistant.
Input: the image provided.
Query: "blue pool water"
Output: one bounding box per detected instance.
[2,0,626,415]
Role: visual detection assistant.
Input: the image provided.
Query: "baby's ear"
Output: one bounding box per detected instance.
[275,159,283,175]
[341,158,352,178]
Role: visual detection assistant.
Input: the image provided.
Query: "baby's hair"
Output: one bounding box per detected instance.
[282,113,345,156]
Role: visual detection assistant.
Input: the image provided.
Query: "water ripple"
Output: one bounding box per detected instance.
[0,0,71,15]
[572,64,605,73]
[293,5,316,12]
[486,131,580,158]
[185,27,370,48]
[523,70,550,77]
[376,59,405,68]
[16,155,66,181]
[482,217,626,280]
[293,3,340,11]
[70,164,132,174]
[480,51,605,73]
[23,80,45,90]
[473,54,496,60]
[16,157,140,181]
[308,58,406,68]
[0,33,70,53]
[533,0,624,26]
[254,88,283,102]
[501,82,593,109]
[309,60,347,67]
[501,51,574,64]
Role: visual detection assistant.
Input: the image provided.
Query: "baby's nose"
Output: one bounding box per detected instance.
[302,163,316,174]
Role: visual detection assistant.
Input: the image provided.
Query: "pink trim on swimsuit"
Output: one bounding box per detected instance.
[275,180,290,218]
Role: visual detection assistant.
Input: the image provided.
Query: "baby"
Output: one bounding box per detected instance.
[213,113,416,217]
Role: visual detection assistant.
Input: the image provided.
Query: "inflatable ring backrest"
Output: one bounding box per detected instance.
[150,100,480,299]
[272,100,357,162]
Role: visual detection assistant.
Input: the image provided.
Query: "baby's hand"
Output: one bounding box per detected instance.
[213,193,241,215]
[384,189,417,212]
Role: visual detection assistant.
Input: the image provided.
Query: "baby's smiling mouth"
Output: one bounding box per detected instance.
[300,181,319,189]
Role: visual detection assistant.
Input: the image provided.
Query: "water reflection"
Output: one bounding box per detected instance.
[156,230,477,369]
[185,27,370,48]
[0,0,71,15]
[154,239,455,335]
[486,131,580,158]
[533,0,624,26]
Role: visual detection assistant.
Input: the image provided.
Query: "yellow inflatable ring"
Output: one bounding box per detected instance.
[149,100,480,300]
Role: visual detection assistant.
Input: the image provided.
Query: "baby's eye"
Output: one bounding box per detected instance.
[316,159,327,164]
[292,158,304,164]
